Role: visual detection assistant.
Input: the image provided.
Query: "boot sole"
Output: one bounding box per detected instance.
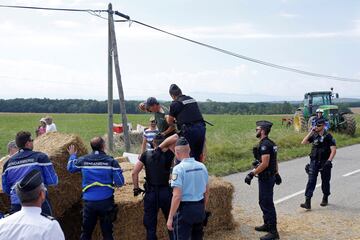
[300,205,311,210]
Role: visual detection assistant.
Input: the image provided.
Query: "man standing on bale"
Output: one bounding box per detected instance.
[0,169,65,240]
[300,118,336,210]
[67,137,125,240]
[166,84,206,162]
[245,121,281,240]
[2,131,58,216]
[138,97,176,138]
[167,137,209,240]
[0,140,18,163]
[132,133,175,240]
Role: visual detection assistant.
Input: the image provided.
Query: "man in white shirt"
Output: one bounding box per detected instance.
[45,116,57,132]
[0,169,64,240]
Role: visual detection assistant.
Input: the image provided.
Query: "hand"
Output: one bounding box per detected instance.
[133,188,145,197]
[245,172,255,185]
[275,173,282,185]
[67,145,77,155]
[167,217,174,231]
[323,160,332,170]
[305,163,310,174]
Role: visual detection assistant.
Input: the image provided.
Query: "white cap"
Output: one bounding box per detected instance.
[316,109,324,113]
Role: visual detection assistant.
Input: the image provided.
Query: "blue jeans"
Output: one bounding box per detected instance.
[11,197,53,216]
[173,200,205,240]
[80,197,115,240]
[305,160,331,198]
[144,186,173,240]
[182,123,206,161]
[258,176,277,225]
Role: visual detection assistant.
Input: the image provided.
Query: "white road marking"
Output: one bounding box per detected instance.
[342,169,360,177]
[275,183,321,205]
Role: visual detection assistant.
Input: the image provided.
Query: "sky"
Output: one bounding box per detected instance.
[0,0,359,102]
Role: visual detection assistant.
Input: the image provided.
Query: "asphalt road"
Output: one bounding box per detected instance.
[223,144,360,240]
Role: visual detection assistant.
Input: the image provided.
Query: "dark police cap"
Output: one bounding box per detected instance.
[175,137,189,146]
[145,97,159,107]
[316,118,326,125]
[16,169,43,193]
[169,84,181,93]
[256,120,273,129]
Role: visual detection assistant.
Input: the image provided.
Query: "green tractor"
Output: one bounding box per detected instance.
[293,89,356,135]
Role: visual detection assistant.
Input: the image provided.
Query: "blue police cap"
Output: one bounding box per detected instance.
[176,137,189,146]
[316,118,326,125]
[145,97,159,107]
[16,169,43,193]
[256,120,273,130]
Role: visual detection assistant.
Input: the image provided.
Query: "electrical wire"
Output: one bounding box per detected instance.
[114,18,360,83]
[0,4,107,13]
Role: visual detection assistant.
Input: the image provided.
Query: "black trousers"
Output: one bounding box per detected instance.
[258,176,277,225]
[80,197,115,240]
[181,123,206,161]
[305,160,331,198]
[144,186,173,240]
[173,200,205,240]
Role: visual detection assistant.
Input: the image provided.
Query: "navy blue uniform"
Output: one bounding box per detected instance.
[2,148,58,216]
[305,132,336,198]
[140,148,174,240]
[256,138,278,227]
[68,151,124,240]
[171,158,208,240]
[169,95,205,161]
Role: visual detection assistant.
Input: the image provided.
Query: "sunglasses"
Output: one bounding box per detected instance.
[316,124,324,127]
[256,128,261,131]
[150,121,157,123]
[28,139,34,142]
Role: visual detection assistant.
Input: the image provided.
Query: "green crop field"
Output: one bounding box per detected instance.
[1,113,360,176]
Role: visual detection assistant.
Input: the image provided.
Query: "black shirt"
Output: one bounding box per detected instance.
[257,137,278,176]
[308,132,336,162]
[169,95,203,129]
[140,148,174,186]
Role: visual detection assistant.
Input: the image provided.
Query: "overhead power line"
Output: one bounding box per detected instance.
[112,15,360,83]
[0,4,107,13]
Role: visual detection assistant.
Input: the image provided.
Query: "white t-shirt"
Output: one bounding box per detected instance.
[46,123,57,132]
[0,207,65,240]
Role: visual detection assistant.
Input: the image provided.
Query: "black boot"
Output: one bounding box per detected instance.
[259,225,280,240]
[255,223,270,232]
[300,197,311,210]
[320,195,328,206]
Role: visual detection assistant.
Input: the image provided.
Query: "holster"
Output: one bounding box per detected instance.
[258,171,274,180]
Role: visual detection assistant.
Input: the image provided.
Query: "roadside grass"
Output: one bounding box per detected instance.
[1,113,360,176]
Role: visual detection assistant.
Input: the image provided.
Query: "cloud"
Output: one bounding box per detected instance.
[279,12,299,18]
[53,20,81,29]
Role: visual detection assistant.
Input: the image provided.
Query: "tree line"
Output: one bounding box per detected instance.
[0,98,354,115]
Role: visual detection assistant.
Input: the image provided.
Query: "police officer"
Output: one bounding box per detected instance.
[167,84,206,162]
[132,134,174,240]
[167,137,209,240]
[300,118,336,210]
[311,109,330,131]
[67,137,125,240]
[0,169,65,240]
[245,121,280,240]
[139,97,176,138]
[2,131,58,216]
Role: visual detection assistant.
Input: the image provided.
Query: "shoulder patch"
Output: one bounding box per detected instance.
[261,145,267,151]
[171,174,178,181]
[41,213,55,221]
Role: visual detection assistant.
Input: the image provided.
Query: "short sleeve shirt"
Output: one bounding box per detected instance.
[171,158,208,201]
[308,133,336,161]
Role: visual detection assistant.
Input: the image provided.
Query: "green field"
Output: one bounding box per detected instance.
[1,113,360,176]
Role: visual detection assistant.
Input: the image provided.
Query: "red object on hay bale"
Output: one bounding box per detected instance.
[113,124,123,133]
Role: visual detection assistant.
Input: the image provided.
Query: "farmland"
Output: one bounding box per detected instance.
[1,113,360,176]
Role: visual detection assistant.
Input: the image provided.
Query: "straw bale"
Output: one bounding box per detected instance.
[0,155,10,191]
[115,156,129,163]
[33,132,88,218]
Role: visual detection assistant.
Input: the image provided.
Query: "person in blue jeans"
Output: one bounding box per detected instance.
[2,131,58,216]
[67,137,125,240]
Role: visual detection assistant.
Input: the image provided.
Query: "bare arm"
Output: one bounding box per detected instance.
[252,154,270,175]
[161,124,176,137]
[167,187,182,231]
[131,161,144,189]
[328,146,336,161]
[301,130,315,144]
[159,134,178,153]
[167,115,176,126]
[140,138,147,155]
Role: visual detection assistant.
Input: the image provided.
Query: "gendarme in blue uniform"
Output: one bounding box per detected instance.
[2,148,58,216]
[171,157,208,240]
[169,95,206,162]
[68,150,124,240]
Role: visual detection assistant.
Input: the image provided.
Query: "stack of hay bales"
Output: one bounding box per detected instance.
[93,163,235,239]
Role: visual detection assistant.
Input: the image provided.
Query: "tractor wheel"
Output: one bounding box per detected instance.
[294,110,306,132]
[308,116,317,131]
[341,114,356,136]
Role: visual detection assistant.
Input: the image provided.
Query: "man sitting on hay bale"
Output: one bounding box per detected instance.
[67,137,125,240]
[2,131,58,216]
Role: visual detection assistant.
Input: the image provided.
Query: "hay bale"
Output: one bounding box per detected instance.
[91,163,235,239]
[33,132,88,218]
[115,156,129,163]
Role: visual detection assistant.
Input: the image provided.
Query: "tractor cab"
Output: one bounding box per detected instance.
[303,91,338,118]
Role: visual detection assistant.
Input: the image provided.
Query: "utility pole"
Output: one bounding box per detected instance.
[107,3,114,152]
[108,6,131,152]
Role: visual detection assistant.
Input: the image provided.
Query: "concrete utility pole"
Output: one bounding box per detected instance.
[107,3,114,152]
[108,5,131,152]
